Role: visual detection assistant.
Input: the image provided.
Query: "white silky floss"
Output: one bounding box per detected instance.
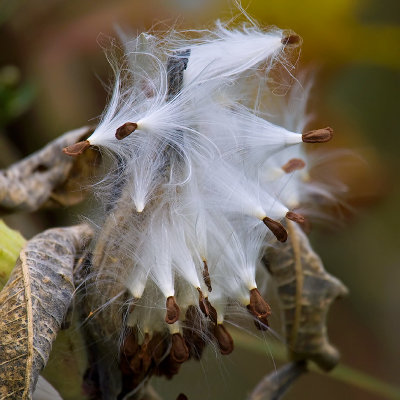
[64,20,334,367]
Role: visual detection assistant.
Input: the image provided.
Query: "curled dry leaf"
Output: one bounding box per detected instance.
[0,126,99,215]
[0,223,93,399]
[248,361,307,400]
[265,221,348,371]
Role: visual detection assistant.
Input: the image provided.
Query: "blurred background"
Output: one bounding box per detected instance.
[0,0,399,399]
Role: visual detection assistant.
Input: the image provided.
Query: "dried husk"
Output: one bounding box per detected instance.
[265,221,348,371]
[0,224,93,399]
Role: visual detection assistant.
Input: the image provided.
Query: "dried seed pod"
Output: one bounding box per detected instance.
[50,17,349,396]
[265,221,348,371]
[166,49,191,100]
[0,126,97,214]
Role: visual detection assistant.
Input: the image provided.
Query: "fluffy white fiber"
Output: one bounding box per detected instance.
[65,16,336,365]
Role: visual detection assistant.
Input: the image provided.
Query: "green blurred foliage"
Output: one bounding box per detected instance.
[248,0,400,68]
[0,219,25,289]
[0,65,35,126]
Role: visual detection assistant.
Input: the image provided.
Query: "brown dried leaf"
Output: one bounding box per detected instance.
[248,361,307,400]
[0,224,93,399]
[266,221,348,371]
[0,126,99,215]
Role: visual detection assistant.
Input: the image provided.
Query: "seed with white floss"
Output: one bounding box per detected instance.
[79,16,341,382]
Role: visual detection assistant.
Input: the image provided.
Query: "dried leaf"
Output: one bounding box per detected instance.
[0,224,93,399]
[248,361,307,400]
[0,126,99,215]
[265,221,348,371]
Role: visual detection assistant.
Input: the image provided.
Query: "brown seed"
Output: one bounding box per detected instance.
[197,288,209,317]
[286,211,305,224]
[155,355,182,379]
[119,355,132,375]
[205,298,218,324]
[214,324,234,355]
[128,301,137,314]
[176,394,188,400]
[115,122,138,140]
[139,333,152,372]
[171,333,190,363]
[281,158,306,173]
[202,260,212,292]
[149,332,168,366]
[262,217,288,242]
[122,330,138,357]
[129,352,142,374]
[129,333,150,373]
[254,314,270,331]
[165,296,180,324]
[141,333,151,354]
[62,140,90,156]
[248,288,272,321]
[142,353,152,372]
[183,305,209,359]
[184,304,200,323]
[281,34,301,46]
[302,127,333,143]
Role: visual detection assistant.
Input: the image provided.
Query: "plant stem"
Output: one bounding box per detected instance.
[232,329,400,400]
